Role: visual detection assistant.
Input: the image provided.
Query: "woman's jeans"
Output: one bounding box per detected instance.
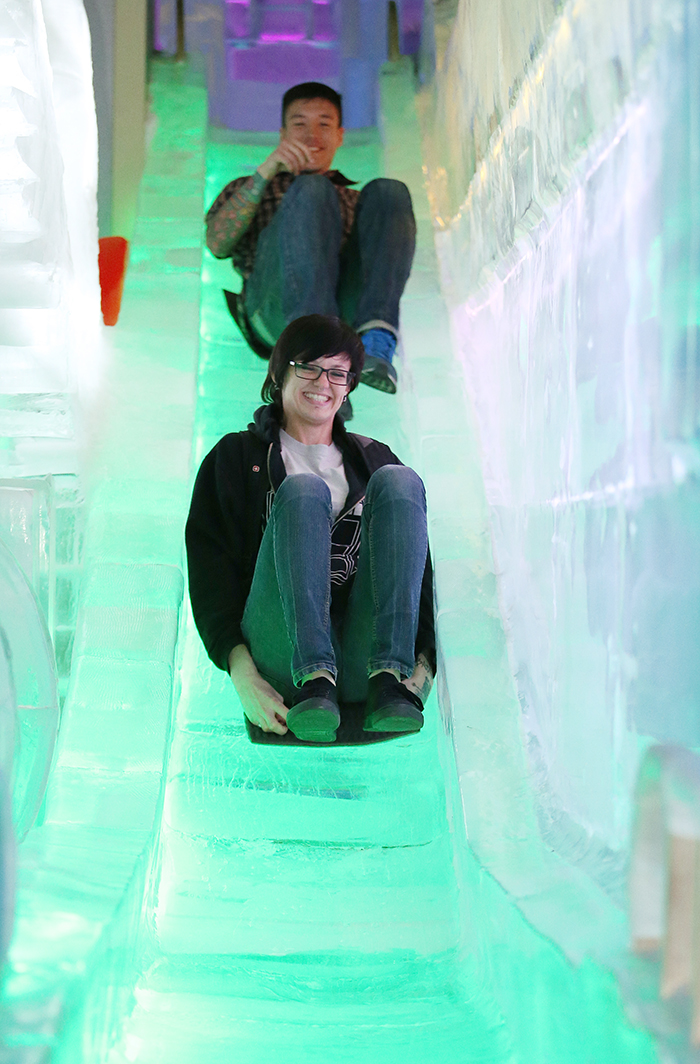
[241,466,428,704]
[243,175,416,346]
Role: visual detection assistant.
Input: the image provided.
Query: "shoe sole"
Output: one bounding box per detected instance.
[360,366,397,394]
[287,701,340,743]
[363,707,424,733]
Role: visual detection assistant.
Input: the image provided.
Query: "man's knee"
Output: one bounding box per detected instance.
[284,174,339,210]
[361,178,413,213]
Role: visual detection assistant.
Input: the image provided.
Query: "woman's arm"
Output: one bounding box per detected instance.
[185,439,253,670]
[228,645,288,734]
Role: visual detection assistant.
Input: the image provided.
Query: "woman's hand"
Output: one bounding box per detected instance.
[228,645,288,734]
[403,652,434,705]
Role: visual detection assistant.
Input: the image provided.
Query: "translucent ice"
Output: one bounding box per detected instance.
[0,538,59,843]
[0,0,102,476]
[424,0,700,968]
[0,4,673,1061]
[0,616,16,963]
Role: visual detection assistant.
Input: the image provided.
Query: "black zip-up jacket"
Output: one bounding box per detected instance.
[185,405,436,674]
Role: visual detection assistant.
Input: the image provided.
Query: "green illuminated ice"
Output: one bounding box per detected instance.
[0,19,664,1064]
[2,62,656,1062]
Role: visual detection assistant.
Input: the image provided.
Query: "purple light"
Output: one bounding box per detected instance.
[260,33,306,42]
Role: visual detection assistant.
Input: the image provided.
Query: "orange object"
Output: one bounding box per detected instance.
[98,236,129,326]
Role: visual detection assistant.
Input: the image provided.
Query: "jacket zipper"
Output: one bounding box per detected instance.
[332,492,366,530]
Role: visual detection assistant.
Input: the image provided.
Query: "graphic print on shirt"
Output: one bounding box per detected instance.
[331,501,364,585]
[262,491,364,587]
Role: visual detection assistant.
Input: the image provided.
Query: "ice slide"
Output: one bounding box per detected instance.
[2,0,697,1058]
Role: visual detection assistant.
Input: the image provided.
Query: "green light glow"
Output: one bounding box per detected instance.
[1,60,659,1063]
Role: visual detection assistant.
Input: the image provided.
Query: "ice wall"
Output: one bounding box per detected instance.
[0,624,16,964]
[424,0,700,888]
[0,0,102,812]
[0,0,100,941]
[0,0,101,478]
[1,62,206,1059]
[0,537,59,844]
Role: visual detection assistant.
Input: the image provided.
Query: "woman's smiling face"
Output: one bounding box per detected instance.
[279,352,352,442]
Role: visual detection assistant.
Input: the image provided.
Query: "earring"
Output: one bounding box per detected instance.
[342,395,347,403]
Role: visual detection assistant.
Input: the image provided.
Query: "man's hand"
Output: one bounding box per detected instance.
[403,652,434,704]
[257,137,315,181]
[228,645,288,734]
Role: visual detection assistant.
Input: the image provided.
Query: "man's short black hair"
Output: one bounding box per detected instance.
[282,82,343,126]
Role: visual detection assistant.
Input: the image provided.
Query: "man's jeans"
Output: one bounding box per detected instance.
[243,175,416,345]
[240,465,428,704]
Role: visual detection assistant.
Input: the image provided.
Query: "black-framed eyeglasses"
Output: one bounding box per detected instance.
[289,361,354,386]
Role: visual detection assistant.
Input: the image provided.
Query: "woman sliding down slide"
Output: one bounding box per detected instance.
[185,314,435,743]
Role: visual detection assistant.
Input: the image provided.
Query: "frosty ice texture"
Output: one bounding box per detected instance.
[0,538,59,843]
[630,746,700,948]
[425,0,700,885]
[0,0,101,478]
[1,63,206,1060]
[0,2,675,1059]
[0,617,16,963]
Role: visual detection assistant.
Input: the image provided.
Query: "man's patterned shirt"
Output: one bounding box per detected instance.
[206,170,360,279]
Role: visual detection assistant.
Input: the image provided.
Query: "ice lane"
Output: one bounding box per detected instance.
[108,86,503,1064]
[102,64,656,1064]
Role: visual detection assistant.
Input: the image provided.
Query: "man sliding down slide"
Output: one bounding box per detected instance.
[205,81,416,395]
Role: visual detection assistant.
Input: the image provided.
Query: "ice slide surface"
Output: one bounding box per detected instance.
[2,59,658,1064]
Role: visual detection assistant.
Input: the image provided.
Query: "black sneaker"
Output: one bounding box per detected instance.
[287,677,341,743]
[360,354,398,394]
[363,672,424,733]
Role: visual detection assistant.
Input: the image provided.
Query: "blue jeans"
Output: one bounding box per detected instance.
[240,465,428,704]
[243,175,416,345]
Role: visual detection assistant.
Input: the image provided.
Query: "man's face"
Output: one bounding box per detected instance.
[281,97,344,173]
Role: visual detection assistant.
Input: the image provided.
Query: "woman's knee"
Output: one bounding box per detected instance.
[367,464,425,506]
[275,472,332,506]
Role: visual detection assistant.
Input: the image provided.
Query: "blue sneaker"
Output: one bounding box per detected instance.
[360,328,398,394]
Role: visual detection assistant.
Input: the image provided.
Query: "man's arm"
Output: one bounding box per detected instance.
[206,172,267,259]
[205,137,316,259]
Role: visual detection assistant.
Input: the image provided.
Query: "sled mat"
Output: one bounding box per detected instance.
[245,701,414,746]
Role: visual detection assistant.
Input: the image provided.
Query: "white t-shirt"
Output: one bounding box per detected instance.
[279,429,349,520]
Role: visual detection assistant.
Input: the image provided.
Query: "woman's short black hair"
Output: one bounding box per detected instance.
[261,315,365,410]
